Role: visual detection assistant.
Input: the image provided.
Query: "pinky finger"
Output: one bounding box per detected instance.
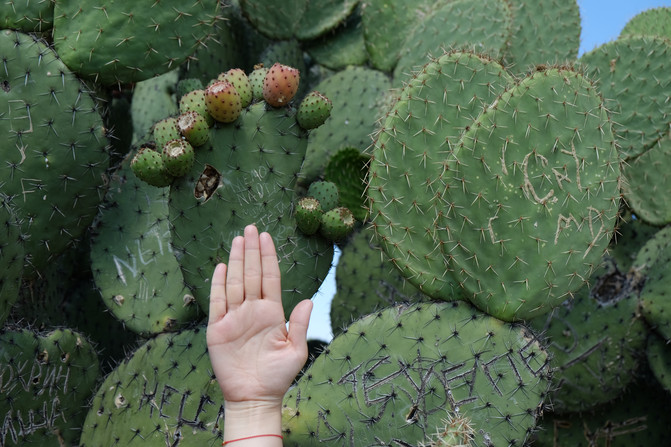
[208,263,228,325]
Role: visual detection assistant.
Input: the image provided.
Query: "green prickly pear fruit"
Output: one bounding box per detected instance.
[263,62,300,107]
[152,116,180,148]
[162,139,195,177]
[320,207,355,242]
[205,80,242,123]
[307,180,339,211]
[177,111,210,147]
[249,63,269,101]
[218,68,253,107]
[297,91,332,130]
[180,88,214,126]
[295,197,322,235]
[131,146,174,187]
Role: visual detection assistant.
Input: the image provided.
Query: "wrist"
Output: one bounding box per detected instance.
[224,400,283,444]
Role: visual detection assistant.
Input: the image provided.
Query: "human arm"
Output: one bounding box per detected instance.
[206,225,313,445]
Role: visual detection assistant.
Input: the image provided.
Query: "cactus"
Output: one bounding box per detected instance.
[620,6,671,40]
[0,327,99,446]
[282,301,551,446]
[52,0,222,85]
[323,147,369,222]
[0,196,23,327]
[130,70,179,144]
[0,30,112,277]
[79,326,224,446]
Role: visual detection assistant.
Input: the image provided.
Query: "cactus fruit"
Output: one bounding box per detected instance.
[307,181,339,212]
[152,116,181,149]
[295,197,323,236]
[263,63,300,107]
[282,301,551,446]
[324,147,369,222]
[249,64,270,100]
[162,139,195,177]
[80,326,224,446]
[297,91,333,130]
[131,146,174,187]
[130,70,179,143]
[218,68,253,108]
[176,111,210,147]
[205,80,243,123]
[179,88,215,126]
[0,327,99,446]
[320,207,355,243]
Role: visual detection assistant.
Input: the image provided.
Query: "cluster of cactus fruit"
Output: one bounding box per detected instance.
[1,1,671,446]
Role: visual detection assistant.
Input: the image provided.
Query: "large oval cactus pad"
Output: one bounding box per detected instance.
[441,67,621,321]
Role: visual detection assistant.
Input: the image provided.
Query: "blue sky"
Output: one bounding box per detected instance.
[306,0,671,342]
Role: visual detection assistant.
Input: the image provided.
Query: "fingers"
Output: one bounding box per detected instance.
[226,235,245,311]
[243,225,262,301]
[208,263,227,324]
[259,231,282,303]
[287,299,313,356]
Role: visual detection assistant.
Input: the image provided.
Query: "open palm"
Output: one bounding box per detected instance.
[206,225,313,405]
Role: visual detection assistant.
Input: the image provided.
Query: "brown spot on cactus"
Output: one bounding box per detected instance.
[263,62,300,107]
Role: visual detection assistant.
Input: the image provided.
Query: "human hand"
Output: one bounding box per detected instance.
[206,224,313,407]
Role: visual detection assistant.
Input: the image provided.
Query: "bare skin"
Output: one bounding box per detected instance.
[207,225,313,445]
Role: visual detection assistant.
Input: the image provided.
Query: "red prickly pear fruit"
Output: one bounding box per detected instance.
[218,68,253,108]
[131,146,174,187]
[249,63,269,101]
[297,91,333,130]
[176,111,210,147]
[263,62,300,107]
[161,139,195,177]
[205,80,242,123]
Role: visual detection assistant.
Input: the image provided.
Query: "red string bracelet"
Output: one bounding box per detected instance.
[222,434,283,445]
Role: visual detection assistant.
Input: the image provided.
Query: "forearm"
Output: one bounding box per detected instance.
[223,400,283,446]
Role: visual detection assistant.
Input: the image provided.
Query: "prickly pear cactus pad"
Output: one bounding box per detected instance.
[282,301,551,447]
[90,158,201,336]
[80,326,225,446]
[368,51,513,301]
[52,0,221,85]
[131,70,179,144]
[302,66,391,185]
[0,327,100,447]
[0,0,54,32]
[647,331,671,393]
[0,195,24,327]
[324,147,369,222]
[578,36,671,160]
[169,102,333,316]
[240,0,307,40]
[620,7,671,40]
[330,227,425,333]
[0,30,111,276]
[393,0,512,82]
[527,258,647,413]
[439,67,621,322]
[622,135,671,225]
[503,0,581,73]
[294,0,358,41]
[637,231,671,342]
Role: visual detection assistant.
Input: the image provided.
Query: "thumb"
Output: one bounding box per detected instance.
[287,299,313,350]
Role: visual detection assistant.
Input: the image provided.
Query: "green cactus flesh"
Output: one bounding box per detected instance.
[0,30,111,277]
[622,135,671,225]
[607,211,660,273]
[324,147,369,222]
[52,0,221,85]
[294,0,358,41]
[80,326,224,446]
[305,8,369,70]
[282,301,550,447]
[369,51,513,301]
[330,227,425,334]
[168,102,333,316]
[90,157,200,336]
[302,66,391,185]
[0,0,54,33]
[620,7,671,41]
[0,327,99,446]
[527,258,647,413]
[130,70,179,144]
[637,230,671,342]
[503,0,581,74]
[578,36,671,160]
[647,331,671,394]
[0,196,24,327]
[440,67,621,321]
[240,0,307,40]
[393,0,512,83]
